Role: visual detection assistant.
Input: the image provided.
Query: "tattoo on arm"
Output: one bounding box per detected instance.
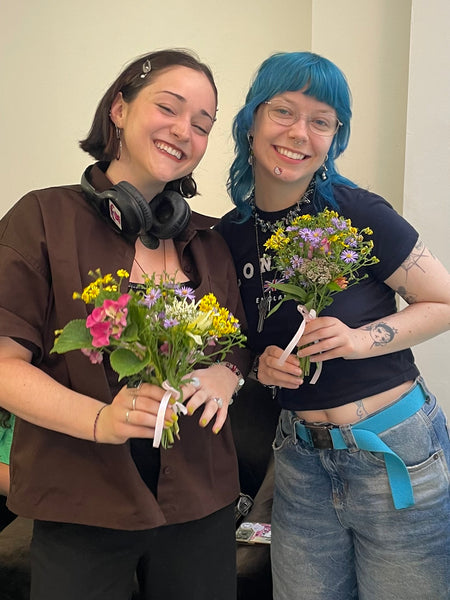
[395,286,417,305]
[355,400,369,420]
[400,239,428,278]
[362,321,398,347]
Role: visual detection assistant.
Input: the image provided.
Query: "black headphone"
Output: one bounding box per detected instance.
[80,164,191,249]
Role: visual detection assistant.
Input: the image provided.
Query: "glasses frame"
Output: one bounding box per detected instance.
[264,101,342,137]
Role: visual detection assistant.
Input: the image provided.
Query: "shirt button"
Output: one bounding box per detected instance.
[163,466,171,475]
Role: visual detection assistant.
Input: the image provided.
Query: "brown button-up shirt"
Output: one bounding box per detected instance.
[0,164,249,530]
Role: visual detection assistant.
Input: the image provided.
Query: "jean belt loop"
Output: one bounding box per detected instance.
[338,425,358,453]
[416,375,431,403]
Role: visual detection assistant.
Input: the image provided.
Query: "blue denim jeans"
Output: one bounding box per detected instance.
[271,379,450,600]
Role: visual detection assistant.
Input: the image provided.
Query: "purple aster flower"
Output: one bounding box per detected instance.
[142,288,161,307]
[340,250,359,263]
[291,255,303,269]
[174,285,195,301]
[164,318,179,328]
[344,236,358,248]
[332,217,348,230]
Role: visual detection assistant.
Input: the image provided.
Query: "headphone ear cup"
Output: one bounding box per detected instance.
[149,190,191,239]
[107,181,153,235]
[81,165,153,235]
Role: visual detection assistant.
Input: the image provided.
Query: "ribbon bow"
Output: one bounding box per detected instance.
[277,304,322,384]
[153,381,188,448]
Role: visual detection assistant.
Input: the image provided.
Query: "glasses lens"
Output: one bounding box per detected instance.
[309,117,340,136]
[266,102,340,136]
[267,105,296,126]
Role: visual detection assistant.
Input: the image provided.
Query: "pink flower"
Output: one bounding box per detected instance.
[86,294,131,346]
[81,347,104,364]
[88,321,112,347]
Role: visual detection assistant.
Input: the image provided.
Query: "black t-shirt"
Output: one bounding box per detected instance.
[217,185,420,410]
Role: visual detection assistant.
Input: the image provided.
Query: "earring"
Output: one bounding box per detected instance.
[178,174,197,198]
[320,154,328,181]
[247,132,254,167]
[115,125,122,161]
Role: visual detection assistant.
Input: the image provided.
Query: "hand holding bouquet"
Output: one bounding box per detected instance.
[51,269,246,447]
[264,208,378,380]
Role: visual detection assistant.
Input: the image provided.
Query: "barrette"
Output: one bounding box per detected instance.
[140,59,152,79]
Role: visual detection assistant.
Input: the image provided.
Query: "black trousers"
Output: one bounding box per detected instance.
[30,504,236,600]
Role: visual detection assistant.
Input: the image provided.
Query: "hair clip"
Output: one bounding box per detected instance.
[140,59,152,79]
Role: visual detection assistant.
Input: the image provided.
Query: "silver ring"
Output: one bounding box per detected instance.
[132,396,137,411]
[211,397,223,409]
[191,376,201,388]
[126,410,130,424]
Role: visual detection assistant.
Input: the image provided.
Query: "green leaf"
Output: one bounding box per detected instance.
[271,282,308,303]
[51,320,92,353]
[110,347,150,380]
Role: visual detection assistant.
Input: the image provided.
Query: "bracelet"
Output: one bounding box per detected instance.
[93,403,108,443]
[218,361,245,396]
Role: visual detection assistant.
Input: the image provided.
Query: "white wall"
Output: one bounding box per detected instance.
[403,0,450,409]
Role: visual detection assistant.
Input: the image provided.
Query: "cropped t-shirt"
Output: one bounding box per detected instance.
[217,185,420,411]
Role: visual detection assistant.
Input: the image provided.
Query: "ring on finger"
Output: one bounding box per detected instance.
[191,376,201,388]
[211,397,223,409]
[132,396,137,411]
[126,410,130,424]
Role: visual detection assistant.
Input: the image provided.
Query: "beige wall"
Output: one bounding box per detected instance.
[403,0,450,406]
[1,0,448,409]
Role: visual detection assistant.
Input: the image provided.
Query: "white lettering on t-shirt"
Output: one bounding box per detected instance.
[243,263,255,279]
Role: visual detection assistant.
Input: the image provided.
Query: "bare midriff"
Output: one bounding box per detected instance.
[295,380,414,425]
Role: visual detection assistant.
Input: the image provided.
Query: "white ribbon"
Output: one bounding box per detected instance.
[277,305,322,385]
[153,380,188,448]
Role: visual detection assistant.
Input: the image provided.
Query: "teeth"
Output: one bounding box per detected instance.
[155,141,182,160]
[276,146,305,160]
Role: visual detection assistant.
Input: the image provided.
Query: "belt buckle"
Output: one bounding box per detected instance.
[307,424,334,449]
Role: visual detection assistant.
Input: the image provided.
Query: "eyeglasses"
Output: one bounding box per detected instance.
[264,101,342,136]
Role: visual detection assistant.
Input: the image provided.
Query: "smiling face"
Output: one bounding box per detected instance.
[251,90,336,203]
[108,65,216,199]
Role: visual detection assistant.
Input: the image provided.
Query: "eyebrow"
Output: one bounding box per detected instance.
[274,95,336,114]
[156,90,215,123]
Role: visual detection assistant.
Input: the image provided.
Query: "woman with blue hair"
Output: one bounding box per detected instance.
[217,52,450,599]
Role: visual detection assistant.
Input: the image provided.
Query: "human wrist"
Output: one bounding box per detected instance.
[217,361,245,396]
[93,403,108,443]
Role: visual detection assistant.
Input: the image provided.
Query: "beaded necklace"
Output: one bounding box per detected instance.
[250,179,315,233]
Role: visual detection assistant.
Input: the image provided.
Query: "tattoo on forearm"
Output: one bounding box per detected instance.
[362,321,398,347]
[400,239,427,277]
[355,400,369,420]
[395,286,417,304]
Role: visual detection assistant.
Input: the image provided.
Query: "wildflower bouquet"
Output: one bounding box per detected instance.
[264,208,378,379]
[51,269,246,447]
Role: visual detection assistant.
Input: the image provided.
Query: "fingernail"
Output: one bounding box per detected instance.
[187,406,194,415]
[200,418,207,427]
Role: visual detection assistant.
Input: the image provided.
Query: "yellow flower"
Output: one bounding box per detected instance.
[198,293,219,313]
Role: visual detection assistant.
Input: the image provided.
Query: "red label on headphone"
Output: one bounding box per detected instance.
[109,200,123,230]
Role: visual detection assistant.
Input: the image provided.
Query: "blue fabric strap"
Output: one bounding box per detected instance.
[296,383,427,510]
